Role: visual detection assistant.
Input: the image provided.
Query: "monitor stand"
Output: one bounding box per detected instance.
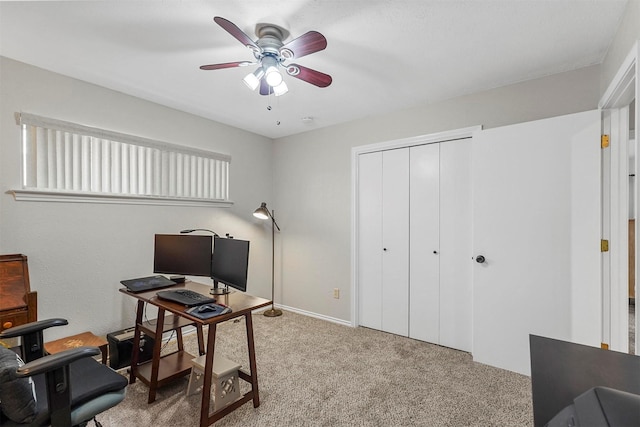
[210,281,231,295]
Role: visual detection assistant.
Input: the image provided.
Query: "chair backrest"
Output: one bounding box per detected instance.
[0,254,38,333]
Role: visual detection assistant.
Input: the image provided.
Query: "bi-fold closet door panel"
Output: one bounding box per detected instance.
[357,148,410,336]
[357,151,384,331]
[381,149,410,336]
[409,143,440,343]
[437,140,472,352]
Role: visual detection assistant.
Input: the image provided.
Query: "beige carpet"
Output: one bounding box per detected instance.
[99,311,533,426]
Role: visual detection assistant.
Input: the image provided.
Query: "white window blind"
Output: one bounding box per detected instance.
[14,113,231,206]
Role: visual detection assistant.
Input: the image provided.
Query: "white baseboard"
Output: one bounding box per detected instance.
[270,303,353,327]
[169,304,354,341]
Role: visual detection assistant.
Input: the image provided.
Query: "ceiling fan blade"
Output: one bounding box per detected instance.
[213,17,260,52]
[199,61,252,70]
[286,64,332,88]
[280,31,327,60]
[259,79,274,96]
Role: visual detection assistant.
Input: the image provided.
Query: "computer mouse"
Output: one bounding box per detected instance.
[197,304,215,313]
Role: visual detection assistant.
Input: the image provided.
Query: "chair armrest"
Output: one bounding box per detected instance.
[15,346,100,378]
[0,318,68,339]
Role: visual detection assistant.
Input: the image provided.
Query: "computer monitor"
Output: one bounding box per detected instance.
[153,234,213,277]
[211,237,249,294]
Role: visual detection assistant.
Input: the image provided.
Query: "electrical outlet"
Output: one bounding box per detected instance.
[333,288,340,299]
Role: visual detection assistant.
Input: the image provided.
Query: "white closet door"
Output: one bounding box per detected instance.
[439,139,472,352]
[409,143,440,342]
[357,152,383,330]
[382,148,410,336]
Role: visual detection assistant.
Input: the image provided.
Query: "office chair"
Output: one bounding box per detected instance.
[0,319,128,426]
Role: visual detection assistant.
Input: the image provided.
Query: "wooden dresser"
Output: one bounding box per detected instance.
[0,254,37,333]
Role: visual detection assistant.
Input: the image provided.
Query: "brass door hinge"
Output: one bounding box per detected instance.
[601,135,610,148]
[601,239,609,252]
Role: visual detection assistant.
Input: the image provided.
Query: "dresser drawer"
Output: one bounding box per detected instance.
[0,309,29,332]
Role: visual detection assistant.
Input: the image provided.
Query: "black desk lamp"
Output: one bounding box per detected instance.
[180,228,220,237]
[253,202,282,317]
[180,228,229,295]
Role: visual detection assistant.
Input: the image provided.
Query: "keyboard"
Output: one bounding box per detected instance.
[156,289,216,307]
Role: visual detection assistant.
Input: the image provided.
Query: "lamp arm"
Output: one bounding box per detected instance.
[267,210,281,231]
[180,228,220,237]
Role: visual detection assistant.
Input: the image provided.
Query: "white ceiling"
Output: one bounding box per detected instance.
[0,1,629,139]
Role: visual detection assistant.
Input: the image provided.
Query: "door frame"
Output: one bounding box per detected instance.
[598,40,639,353]
[350,125,481,327]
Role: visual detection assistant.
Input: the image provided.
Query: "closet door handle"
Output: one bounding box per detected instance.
[383,248,388,251]
[475,255,486,264]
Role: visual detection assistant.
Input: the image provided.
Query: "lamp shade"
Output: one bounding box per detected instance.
[253,202,270,220]
[262,56,283,87]
[273,80,288,96]
[265,68,283,87]
[243,67,265,91]
[243,73,260,91]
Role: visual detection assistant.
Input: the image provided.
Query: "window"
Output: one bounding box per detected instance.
[13,113,232,207]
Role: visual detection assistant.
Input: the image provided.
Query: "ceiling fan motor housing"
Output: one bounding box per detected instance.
[255,22,289,42]
[255,24,289,61]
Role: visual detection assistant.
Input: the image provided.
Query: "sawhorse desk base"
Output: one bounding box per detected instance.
[120,282,270,426]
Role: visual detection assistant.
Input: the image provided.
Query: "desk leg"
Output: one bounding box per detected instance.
[176,327,184,351]
[245,313,260,408]
[196,324,205,356]
[129,300,145,384]
[100,344,108,365]
[148,308,166,404]
[200,323,217,427]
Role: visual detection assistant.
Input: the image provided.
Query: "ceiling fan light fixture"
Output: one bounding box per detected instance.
[243,67,264,91]
[273,80,288,96]
[264,66,283,87]
[260,55,283,87]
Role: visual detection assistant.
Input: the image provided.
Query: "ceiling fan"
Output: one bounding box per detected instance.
[200,17,332,96]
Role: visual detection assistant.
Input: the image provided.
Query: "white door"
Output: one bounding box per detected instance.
[439,139,472,352]
[409,143,440,343]
[472,110,601,375]
[382,148,410,335]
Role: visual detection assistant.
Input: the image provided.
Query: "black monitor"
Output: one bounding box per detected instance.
[211,237,249,294]
[153,234,213,277]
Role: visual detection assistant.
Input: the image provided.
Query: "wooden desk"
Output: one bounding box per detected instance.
[120,281,271,427]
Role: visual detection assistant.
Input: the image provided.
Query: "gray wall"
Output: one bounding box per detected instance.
[273,66,602,323]
[0,57,274,339]
[601,0,640,96]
